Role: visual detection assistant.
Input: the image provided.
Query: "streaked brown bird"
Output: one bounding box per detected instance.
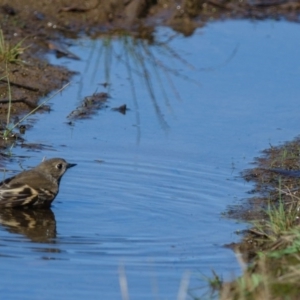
[0,158,76,208]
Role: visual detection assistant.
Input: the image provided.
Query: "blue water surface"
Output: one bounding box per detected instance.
[1,20,300,299]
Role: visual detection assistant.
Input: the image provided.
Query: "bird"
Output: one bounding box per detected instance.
[0,158,76,208]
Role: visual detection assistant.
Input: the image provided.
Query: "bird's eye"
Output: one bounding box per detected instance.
[56,163,63,170]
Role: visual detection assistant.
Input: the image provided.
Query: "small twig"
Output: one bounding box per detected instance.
[119,264,130,300]
[177,271,191,300]
[6,82,70,135]
[0,78,39,92]
[248,228,270,238]
[207,0,228,9]
[0,97,36,108]
[0,97,27,104]
[58,1,100,12]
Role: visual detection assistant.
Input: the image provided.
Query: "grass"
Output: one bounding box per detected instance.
[201,137,300,300]
[0,30,71,143]
[0,29,27,64]
[203,177,300,299]
[213,230,300,299]
[2,82,71,140]
[217,236,300,300]
[0,29,26,142]
[2,65,13,140]
[252,198,300,242]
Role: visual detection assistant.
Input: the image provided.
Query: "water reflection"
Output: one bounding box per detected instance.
[75,27,199,143]
[0,208,56,243]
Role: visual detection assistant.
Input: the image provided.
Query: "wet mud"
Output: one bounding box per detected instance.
[67,92,109,121]
[226,137,300,260]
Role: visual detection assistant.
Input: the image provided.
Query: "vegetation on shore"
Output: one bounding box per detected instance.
[205,139,300,299]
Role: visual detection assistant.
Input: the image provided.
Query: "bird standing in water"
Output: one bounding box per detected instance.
[0,158,76,208]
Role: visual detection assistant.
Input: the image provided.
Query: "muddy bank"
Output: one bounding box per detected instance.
[214,137,300,299]
[2,0,300,36]
[226,137,300,258]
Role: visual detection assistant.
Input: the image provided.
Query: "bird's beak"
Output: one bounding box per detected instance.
[67,163,77,169]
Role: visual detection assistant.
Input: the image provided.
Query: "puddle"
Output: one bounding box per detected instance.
[1,20,300,299]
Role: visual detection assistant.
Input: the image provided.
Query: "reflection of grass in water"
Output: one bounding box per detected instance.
[87,29,198,141]
[119,264,191,300]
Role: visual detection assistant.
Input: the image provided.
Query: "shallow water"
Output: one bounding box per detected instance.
[1,20,300,299]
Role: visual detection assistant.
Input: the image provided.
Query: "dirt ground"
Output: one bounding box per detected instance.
[1,0,300,271]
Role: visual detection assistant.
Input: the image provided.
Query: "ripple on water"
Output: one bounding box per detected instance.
[46,155,244,263]
[0,155,241,268]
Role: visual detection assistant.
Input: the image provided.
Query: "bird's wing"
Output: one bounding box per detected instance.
[0,183,39,208]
